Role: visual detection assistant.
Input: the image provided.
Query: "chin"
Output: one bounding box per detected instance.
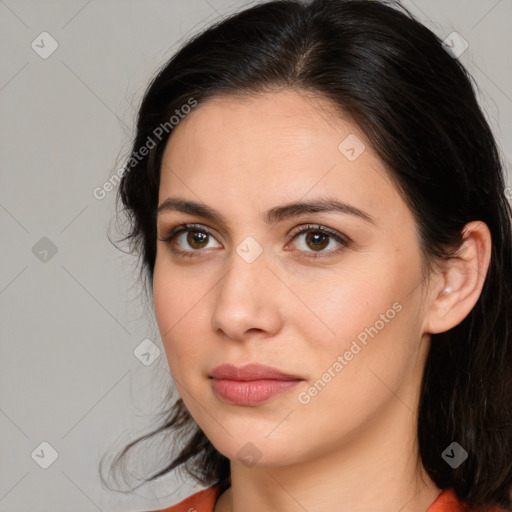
[207,431,309,469]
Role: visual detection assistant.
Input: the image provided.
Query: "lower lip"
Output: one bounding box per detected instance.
[210,378,302,405]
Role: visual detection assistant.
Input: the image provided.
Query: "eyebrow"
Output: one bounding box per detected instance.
[156,197,375,226]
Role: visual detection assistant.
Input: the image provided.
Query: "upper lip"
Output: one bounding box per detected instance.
[209,363,302,381]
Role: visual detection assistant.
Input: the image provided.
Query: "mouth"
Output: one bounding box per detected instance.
[209,362,302,381]
[210,377,302,405]
[209,363,303,405]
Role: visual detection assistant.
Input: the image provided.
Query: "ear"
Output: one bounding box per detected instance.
[424,220,492,335]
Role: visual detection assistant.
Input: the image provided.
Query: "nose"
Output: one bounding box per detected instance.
[210,249,283,341]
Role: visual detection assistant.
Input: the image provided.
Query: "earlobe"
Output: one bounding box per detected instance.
[424,221,492,335]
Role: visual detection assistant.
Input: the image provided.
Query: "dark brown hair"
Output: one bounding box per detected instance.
[100,1,512,509]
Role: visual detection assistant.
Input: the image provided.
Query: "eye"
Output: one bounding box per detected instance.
[158,223,350,260]
[287,224,350,258]
[158,223,221,258]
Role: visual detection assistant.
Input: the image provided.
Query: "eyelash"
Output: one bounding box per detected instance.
[158,223,350,260]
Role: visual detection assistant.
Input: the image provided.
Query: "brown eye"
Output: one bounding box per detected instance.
[186,231,209,249]
[304,231,330,251]
[289,224,350,258]
[159,223,222,258]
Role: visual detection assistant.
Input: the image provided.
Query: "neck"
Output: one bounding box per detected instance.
[216,390,441,512]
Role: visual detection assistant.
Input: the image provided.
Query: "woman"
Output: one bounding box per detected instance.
[103,0,512,510]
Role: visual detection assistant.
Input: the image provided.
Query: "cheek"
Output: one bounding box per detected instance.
[152,265,173,338]
[288,263,400,350]
[290,253,423,384]
[291,283,421,440]
[152,264,200,373]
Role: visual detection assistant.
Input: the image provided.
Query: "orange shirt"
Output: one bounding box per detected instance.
[153,482,505,512]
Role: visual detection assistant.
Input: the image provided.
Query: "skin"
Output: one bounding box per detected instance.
[153,89,492,512]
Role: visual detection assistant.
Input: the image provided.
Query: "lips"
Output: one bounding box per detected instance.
[209,363,301,381]
[209,363,303,405]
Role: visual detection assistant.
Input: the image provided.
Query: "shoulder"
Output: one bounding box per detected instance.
[427,488,510,512]
[427,489,468,512]
[150,483,224,512]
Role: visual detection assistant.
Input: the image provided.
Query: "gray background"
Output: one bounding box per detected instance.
[1,0,511,511]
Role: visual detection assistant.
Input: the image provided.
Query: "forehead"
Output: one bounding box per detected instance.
[162,89,363,167]
[158,89,401,223]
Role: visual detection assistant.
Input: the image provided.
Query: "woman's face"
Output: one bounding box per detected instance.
[153,90,434,468]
